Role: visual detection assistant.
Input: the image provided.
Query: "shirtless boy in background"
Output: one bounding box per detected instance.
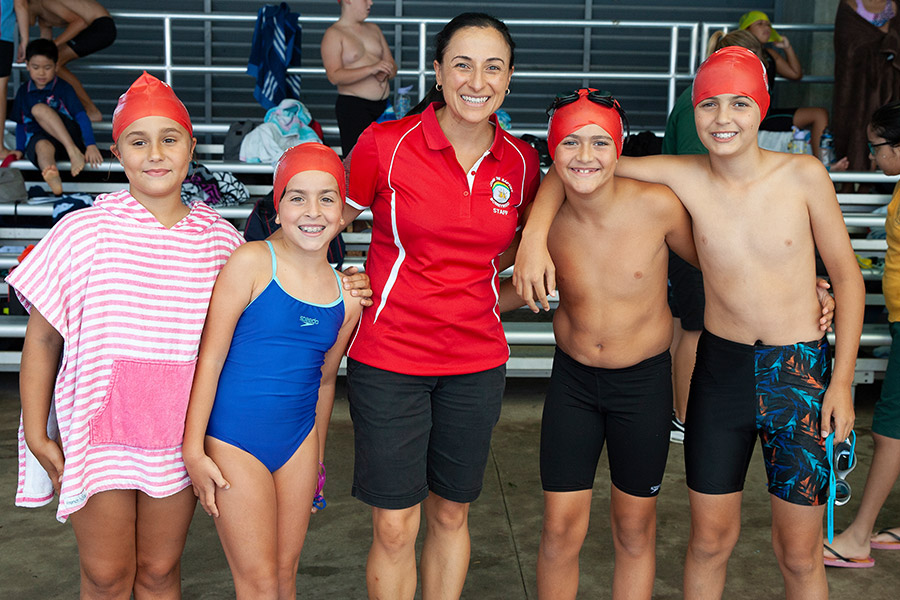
[20,0,115,122]
[321,0,396,156]
[517,48,864,599]
[533,89,698,600]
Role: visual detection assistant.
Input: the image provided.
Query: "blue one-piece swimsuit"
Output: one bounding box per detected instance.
[206,241,345,472]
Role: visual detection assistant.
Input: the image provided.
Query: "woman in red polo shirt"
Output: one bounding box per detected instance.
[344,12,540,599]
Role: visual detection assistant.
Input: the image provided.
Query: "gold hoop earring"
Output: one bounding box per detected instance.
[436,84,443,91]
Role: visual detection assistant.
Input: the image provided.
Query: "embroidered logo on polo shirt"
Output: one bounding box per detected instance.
[300,316,319,327]
[490,177,512,208]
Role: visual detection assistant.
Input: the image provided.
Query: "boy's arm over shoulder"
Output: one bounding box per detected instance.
[801,155,864,441]
[616,154,705,191]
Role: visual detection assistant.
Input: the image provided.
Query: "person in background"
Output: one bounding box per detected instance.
[739,10,847,167]
[832,0,900,171]
[0,0,28,160]
[11,38,101,195]
[321,0,396,156]
[20,0,116,122]
[823,100,900,568]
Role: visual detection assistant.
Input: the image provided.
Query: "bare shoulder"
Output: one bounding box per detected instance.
[225,240,270,271]
[617,175,677,200]
[321,23,346,43]
[766,150,831,191]
[618,176,683,217]
[338,271,365,322]
[363,22,387,37]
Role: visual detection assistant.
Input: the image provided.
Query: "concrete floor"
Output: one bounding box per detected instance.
[1,373,899,599]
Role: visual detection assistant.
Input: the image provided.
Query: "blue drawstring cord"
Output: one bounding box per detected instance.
[826,431,836,543]
[826,430,857,543]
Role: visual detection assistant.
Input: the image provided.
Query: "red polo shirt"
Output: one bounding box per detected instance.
[346,103,540,375]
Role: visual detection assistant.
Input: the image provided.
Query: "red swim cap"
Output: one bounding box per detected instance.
[692,46,769,119]
[547,89,625,159]
[273,142,346,212]
[112,72,193,142]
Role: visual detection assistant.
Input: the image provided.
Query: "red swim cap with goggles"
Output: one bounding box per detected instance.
[547,89,628,159]
[692,46,770,119]
[273,142,346,212]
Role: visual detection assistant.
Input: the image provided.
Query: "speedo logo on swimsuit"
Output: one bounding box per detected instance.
[650,485,660,494]
[299,316,319,327]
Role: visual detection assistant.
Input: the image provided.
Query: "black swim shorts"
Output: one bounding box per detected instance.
[540,346,672,497]
[67,16,116,58]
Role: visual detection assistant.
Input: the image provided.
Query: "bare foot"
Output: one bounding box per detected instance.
[41,165,63,196]
[871,527,900,546]
[824,529,872,561]
[830,156,850,172]
[67,148,86,177]
[86,106,102,123]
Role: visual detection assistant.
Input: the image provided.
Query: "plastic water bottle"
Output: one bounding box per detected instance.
[819,129,835,169]
[396,85,413,118]
[788,126,807,155]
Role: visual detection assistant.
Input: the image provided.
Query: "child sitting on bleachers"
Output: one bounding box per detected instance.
[10,38,101,196]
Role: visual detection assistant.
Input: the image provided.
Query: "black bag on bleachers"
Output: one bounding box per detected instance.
[243,191,346,269]
[224,120,261,161]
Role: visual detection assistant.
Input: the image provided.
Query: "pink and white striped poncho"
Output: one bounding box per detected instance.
[7,189,244,522]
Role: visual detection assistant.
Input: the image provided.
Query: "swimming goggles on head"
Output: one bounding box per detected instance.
[545,89,631,136]
[825,430,857,543]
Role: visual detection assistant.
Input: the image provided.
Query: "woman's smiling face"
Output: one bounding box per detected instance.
[434,26,513,127]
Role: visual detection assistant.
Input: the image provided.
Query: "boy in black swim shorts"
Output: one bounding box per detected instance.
[523,88,700,600]
[20,0,116,122]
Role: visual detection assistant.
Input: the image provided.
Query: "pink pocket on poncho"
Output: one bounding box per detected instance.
[90,359,197,450]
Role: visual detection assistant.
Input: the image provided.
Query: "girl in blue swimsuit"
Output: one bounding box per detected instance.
[183,143,363,598]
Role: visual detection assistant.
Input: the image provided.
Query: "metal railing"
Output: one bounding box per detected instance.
[9,11,837,126]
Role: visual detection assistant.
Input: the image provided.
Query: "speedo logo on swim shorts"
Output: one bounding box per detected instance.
[299,316,319,327]
[490,177,512,208]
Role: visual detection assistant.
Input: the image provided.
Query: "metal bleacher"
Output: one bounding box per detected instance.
[0,10,895,384]
[0,169,894,384]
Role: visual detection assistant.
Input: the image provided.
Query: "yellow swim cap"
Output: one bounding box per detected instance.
[738,11,782,43]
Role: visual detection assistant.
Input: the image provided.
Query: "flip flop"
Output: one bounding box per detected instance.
[871,528,900,550]
[824,544,875,568]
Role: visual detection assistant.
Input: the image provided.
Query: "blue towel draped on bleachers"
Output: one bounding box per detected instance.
[247,3,303,110]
